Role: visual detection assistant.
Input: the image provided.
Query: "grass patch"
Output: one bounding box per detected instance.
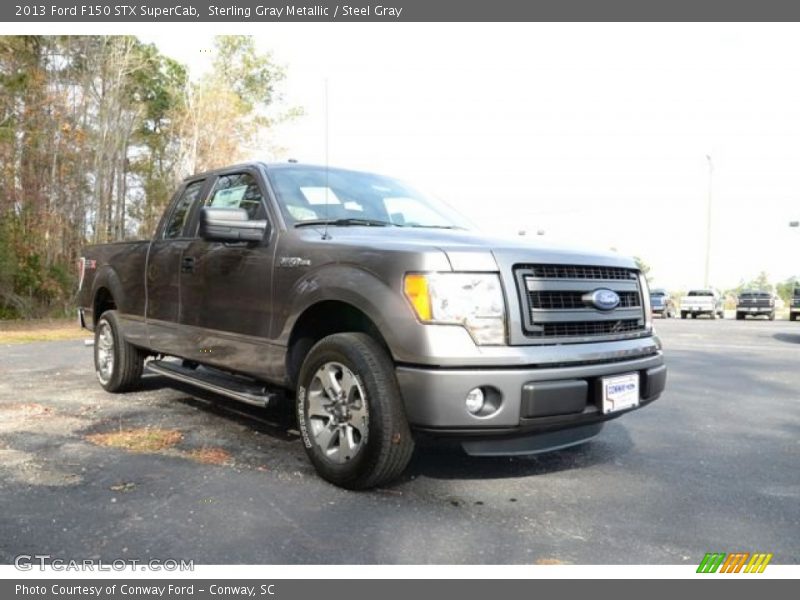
[535,558,570,565]
[86,428,183,453]
[0,318,88,344]
[185,447,232,465]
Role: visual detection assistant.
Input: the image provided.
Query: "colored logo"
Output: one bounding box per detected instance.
[583,288,620,311]
[696,552,773,574]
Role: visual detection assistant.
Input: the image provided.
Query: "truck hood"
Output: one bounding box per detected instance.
[298,226,637,271]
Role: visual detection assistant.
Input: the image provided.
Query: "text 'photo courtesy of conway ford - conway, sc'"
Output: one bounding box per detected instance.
[76,162,666,489]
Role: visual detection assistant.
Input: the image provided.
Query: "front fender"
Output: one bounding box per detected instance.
[276,263,421,360]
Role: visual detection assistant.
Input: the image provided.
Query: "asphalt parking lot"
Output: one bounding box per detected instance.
[1,317,798,565]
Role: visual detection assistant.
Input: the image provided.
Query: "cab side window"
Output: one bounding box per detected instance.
[207,172,266,220]
[164,180,205,239]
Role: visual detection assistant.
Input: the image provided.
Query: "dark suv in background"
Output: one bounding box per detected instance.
[736,290,775,320]
[650,288,676,318]
[790,287,800,321]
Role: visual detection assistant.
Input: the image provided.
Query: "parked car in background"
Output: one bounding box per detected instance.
[736,290,775,320]
[650,288,676,318]
[790,287,800,322]
[680,289,725,319]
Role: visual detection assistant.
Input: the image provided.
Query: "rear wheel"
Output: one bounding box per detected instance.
[736,312,744,320]
[681,311,687,319]
[94,310,144,393]
[791,313,798,322]
[296,332,414,490]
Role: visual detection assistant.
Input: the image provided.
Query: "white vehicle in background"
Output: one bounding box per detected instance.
[680,289,725,319]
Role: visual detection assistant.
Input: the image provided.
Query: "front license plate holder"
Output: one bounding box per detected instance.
[601,373,640,414]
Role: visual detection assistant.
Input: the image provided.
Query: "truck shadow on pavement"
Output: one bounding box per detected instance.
[773,332,800,345]
[402,424,633,482]
[141,374,298,441]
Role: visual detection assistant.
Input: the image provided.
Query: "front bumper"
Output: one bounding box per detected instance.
[396,351,665,433]
[737,306,773,314]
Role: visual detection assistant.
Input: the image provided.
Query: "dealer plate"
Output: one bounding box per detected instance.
[601,373,640,414]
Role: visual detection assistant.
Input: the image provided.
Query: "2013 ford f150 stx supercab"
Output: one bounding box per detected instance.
[77,162,666,489]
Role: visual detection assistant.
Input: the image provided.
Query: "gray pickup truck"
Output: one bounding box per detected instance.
[77,162,666,489]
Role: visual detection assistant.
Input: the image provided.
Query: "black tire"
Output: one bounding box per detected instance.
[296,332,414,490]
[769,312,775,321]
[791,313,798,322]
[94,310,144,393]
[736,312,744,320]
[681,312,687,319]
[691,313,696,319]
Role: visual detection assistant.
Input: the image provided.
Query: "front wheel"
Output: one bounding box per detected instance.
[296,332,414,490]
[94,310,144,392]
[681,312,687,319]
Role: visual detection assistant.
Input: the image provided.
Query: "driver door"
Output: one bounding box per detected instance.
[175,168,277,377]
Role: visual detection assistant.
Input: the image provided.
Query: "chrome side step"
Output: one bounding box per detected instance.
[147,360,276,408]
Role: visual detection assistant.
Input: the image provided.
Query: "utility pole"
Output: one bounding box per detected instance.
[704,155,713,288]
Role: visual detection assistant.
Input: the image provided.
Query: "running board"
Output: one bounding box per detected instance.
[147,360,277,408]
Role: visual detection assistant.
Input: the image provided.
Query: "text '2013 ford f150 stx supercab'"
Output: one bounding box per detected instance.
[77,162,666,489]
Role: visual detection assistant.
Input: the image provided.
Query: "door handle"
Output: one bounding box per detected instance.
[181,256,195,274]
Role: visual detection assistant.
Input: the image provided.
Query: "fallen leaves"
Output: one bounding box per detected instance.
[86,427,183,453]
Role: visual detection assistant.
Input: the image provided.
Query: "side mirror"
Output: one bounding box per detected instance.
[199,207,267,243]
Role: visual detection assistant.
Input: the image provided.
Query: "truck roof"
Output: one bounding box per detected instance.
[182,161,371,182]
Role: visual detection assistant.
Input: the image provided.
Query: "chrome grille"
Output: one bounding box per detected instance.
[528,290,640,310]
[539,319,642,337]
[523,265,634,280]
[515,264,647,341]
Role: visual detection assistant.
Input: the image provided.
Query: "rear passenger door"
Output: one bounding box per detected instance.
[175,168,277,377]
[145,178,207,354]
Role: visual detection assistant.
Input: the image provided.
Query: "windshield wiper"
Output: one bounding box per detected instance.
[294,218,393,228]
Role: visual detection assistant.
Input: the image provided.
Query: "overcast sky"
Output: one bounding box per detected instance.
[142,23,800,290]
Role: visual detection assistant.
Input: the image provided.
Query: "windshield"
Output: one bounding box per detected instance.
[266,165,471,229]
[688,290,713,297]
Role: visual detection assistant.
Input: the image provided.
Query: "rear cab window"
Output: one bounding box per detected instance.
[163,179,206,239]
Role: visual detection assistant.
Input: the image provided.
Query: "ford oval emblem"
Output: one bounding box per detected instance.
[584,288,620,311]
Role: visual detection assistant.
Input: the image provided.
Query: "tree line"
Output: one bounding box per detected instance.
[0,35,297,319]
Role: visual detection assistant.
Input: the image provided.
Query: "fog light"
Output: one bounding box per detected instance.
[465,387,485,414]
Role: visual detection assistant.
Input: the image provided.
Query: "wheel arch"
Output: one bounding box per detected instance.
[286,299,392,389]
[91,266,125,327]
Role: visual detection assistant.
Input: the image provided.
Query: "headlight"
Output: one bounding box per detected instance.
[404,272,507,345]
